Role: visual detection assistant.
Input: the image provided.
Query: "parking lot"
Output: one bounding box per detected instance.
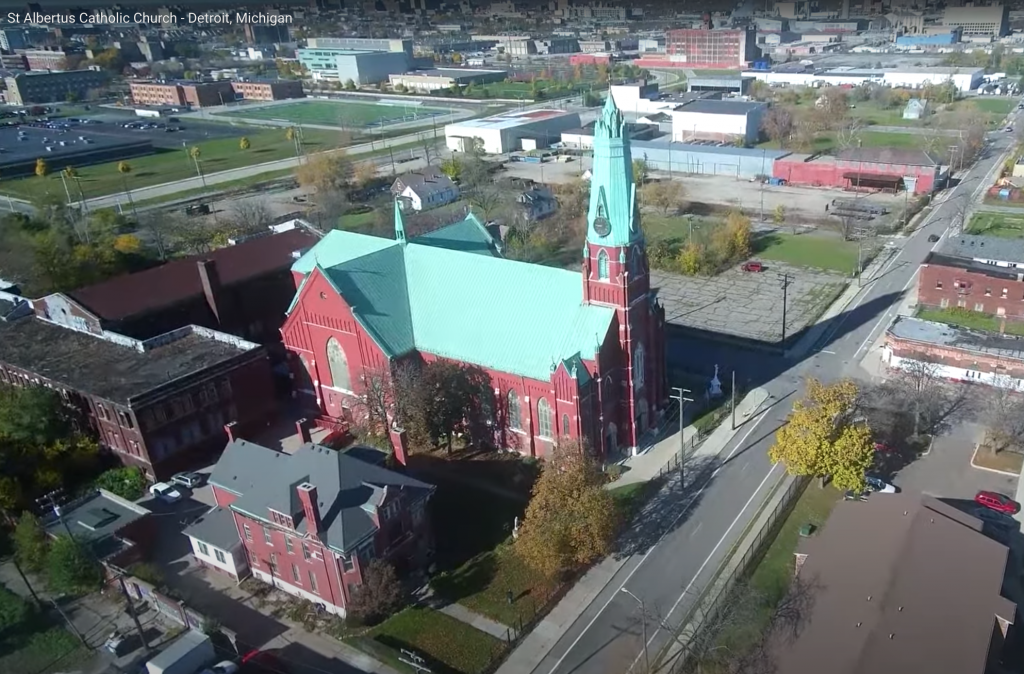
[76,110,248,149]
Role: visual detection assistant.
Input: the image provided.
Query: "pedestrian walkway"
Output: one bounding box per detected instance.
[265,626,403,674]
[438,603,511,640]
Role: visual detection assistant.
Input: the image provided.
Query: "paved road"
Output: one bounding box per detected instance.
[535,124,1020,674]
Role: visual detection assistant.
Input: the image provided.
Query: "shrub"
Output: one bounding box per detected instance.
[0,585,31,633]
[94,466,146,501]
[47,536,103,596]
[348,561,407,625]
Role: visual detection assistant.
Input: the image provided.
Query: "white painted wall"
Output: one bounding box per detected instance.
[671,111,749,140]
[188,536,247,578]
[883,350,1024,391]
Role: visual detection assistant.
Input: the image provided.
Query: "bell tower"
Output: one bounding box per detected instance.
[581,95,663,454]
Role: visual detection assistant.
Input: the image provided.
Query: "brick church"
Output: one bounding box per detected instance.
[281,96,667,459]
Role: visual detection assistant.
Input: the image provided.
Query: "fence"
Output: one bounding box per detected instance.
[666,475,811,674]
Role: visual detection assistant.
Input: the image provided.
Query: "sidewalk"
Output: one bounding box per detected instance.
[439,603,511,640]
[264,625,403,674]
[496,387,771,674]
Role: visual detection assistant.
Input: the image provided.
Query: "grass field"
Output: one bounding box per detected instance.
[220,100,450,128]
[0,127,345,201]
[969,97,1017,115]
[365,607,505,674]
[916,307,1024,337]
[754,232,860,274]
[966,211,1024,238]
[758,130,921,152]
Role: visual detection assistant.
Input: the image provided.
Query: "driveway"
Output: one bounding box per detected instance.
[894,422,1018,501]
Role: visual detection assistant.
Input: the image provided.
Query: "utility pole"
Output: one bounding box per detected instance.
[37,489,73,540]
[778,272,791,352]
[620,588,649,674]
[669,387,693,483]
[731,370,737,430]
[111,567,150,652]
[759,147,767,222]
[856,239,863,288]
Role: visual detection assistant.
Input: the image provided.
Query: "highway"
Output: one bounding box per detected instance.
[534,125,1018,674]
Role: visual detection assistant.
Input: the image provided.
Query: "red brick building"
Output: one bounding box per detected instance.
[129,80,236,108]
[773,148,941,194]
[919,248,1024,322]
[184,439,434,614]
[281,96,668,459]
[636,25,757,69]
[231,79,305,101]
[884,316,1024,390]
[0,316,275,480]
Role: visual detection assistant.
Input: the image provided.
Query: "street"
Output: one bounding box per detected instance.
[532,124,1019,674]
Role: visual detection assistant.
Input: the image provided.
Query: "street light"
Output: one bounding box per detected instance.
[620,588,649,674]
[670,387,693,483]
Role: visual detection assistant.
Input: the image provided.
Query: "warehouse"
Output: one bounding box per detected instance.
[670,100,767,145]
[630,141,790,179]
[0,126,154,178]
[445,109,581,154]
[389,68,507,93]
[297,48,409,84]
[743,66,984,93]
[772,148,941,194]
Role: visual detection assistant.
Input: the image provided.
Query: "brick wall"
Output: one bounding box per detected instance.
[919,264,1024,320]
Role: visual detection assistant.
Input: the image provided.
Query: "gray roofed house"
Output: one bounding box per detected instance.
[391,170,461,213]
[939,234,1024,267]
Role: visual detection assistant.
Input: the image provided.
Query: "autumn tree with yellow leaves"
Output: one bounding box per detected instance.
[768,379,874,492]
[516,439,619,579]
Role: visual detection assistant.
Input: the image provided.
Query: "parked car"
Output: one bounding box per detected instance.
[741,261,764,273]
[241,649,287,673]
[149,482,183,503]
[865,476,896,494]
[200,662,239,674]
[927,234,940,243]
[973,506,1017,530]
[170,471,204,489]
[974,490,1020,515]
[873,441,893,452]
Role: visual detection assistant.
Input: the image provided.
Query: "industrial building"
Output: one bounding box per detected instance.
[772,148,941,194]
[129,80,236,108]
[670,100,768,145]
[626,141,790,179]
[445,109,581,154]
[942,4,1009,38]
[305,37,414,57]
[636,27,758,70]
[389,68,507,93]
[687,76,752,95]
[4,69,108,105]
[743,66,984,93]
[297,48,409,85]
[0,126,154,178]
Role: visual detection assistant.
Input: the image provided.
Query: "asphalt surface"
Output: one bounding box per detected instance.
[536,119,1020,674]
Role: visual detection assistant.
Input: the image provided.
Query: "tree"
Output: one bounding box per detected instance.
[642,180,686,216]
[0,386,70,446]
[228,198,274,236]
[516,440,619,579]
[761,106,794,147]
[835,120,863,150]
[47,535,103,596]
[439,157,463,182]
[632,159,648,186]
[881,359,946,438]
[344,78,357,91]
[34,158,49,178]
[13,513,48,574]
[677,241,706,276]
[353,160,379,188]
[239,136,250,151]
[117,161,136,215]
[773,204,786,227]
[112,234,142,254]
[403,360,490,453]
[348,560,407,625]
[295,152,352,194]
[768,379,873,492]
[724,210,752,260]
[94,466,146,501]
[982,385,1024,453]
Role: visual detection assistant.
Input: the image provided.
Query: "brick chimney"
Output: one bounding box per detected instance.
[296,418,312,444]
[297,483,321,538]
[197,260,226,326]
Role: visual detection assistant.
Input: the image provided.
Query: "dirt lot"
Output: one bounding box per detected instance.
[499,158,905,225]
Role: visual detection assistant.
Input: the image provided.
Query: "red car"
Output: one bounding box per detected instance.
[241,649,287,673]
[741,261,764,272]
[975,491,1021,515]
[873,441,892,452]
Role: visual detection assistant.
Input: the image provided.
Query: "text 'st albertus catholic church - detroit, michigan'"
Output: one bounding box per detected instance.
[280,95,667,458]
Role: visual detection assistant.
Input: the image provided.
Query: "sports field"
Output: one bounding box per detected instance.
[218,99,449,128]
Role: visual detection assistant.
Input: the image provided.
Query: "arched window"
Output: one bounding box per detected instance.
[562,414,571,437]
[631,246,643,277]
[633,344,645,388]
[597,250,610,280]
[326,338,351,391]
[507,390,521,430]
[537,398,553,438]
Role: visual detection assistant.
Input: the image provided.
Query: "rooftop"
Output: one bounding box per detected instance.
[183,506,241,551]
[924,251,1022,281]
[449,109,579,131]
[209,440,433,554]
[673,99,766,115]
[66,227,319,323]
[776,493,1014,674]
[43,490,149,560]
[836,147,941,166]
[0,318,263,404]
[887,315,1024,362]
[414,68,506,77]
[938,234,1024,266]
[289,219,615,382]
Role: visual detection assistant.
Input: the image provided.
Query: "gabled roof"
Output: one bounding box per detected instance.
[391,171,458,199]
[65,228,319,321]
[210,440,433,554]
[412,214,502,258]
[290,224,615,382]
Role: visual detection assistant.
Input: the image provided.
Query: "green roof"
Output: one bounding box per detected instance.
[289,223,614,381]
[412,213,501,258]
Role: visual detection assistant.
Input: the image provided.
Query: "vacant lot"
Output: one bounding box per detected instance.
[754,232,861,274]
[916,307,1024,337]
[219,99,450,128]
[758,129,921,153]
[966,211,1024,238]
[0,127,344,201]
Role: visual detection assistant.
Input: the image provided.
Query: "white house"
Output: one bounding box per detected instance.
[183,507,249,582]
[391,171,460,212]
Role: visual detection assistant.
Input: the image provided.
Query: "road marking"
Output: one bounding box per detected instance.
[689,522,703,537]
[820,350,836,355]
[632,463,782,670]
[711,407,770,478]
[544,405,771,674]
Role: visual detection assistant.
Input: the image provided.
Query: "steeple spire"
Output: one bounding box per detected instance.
[585,93,641,247]
[394,198,407,245]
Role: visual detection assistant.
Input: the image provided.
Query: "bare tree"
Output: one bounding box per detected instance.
[466,181,517,223]
[882,359,944,437]
[831,214,857,241]
[420,139,438,167]
[982,382,1024,452]
[949,196,970,235]
[835,120,863,150]
[229,198,274,236]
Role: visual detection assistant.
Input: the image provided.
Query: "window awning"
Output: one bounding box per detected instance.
[842,172,903,187]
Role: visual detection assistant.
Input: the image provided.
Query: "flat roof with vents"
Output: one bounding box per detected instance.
[44,491,149,560]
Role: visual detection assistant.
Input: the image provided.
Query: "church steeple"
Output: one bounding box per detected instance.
[586,95,642,247]
[394,198,407,245]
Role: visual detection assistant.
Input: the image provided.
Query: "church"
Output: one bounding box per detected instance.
[280,95,667,460]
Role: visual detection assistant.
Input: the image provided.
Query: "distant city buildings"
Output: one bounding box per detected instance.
[4,69,107,104]
[298,47,410,84]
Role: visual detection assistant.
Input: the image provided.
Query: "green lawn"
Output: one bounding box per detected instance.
[968,97,1016,115]
[365,607,505,674]
[754,232,860,274]
[966,211,1024,238]
[0,128,345,201]
[339,206,379,231]
[757,130,920,152]
[642,213,718,244]
[219,100,450,128]
[0,625,93,674]
[916,307,1024,337]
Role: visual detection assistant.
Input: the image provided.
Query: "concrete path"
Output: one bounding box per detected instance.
[439,603,512,640]
[262,625,403,674]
